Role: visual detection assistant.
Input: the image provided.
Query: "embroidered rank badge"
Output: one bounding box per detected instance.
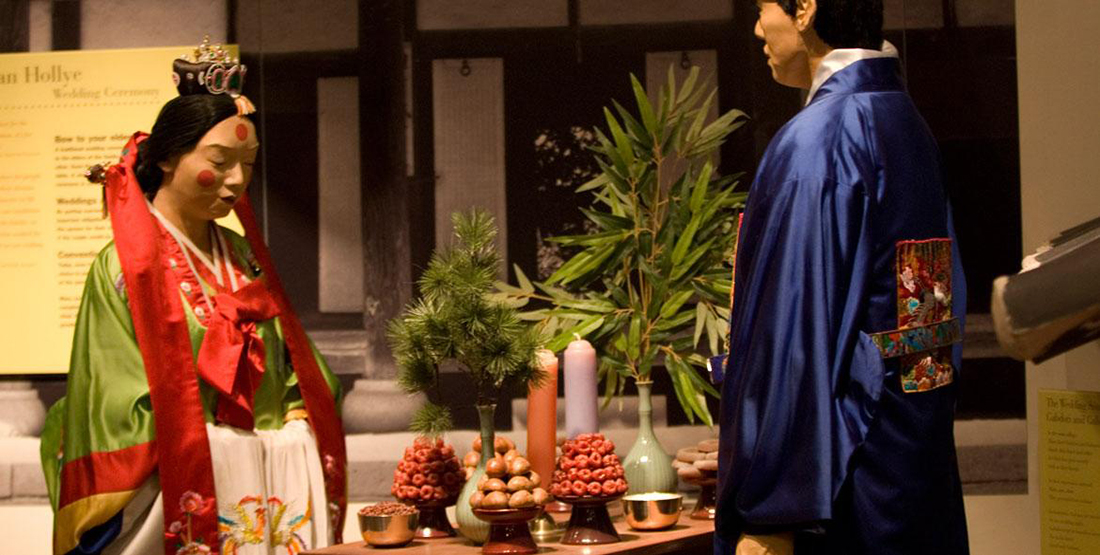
[871,238,959,393]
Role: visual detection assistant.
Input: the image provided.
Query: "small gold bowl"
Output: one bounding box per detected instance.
[358,511,420,548]
[622,493,683,531]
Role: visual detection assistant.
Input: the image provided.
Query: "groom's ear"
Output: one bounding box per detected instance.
[795,0,818,33]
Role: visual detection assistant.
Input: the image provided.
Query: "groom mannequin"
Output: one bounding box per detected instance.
[715,1,970,554]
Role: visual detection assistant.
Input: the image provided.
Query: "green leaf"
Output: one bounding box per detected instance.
[561,244,617,286]
[677,66,700,106]
[595,127,629,179]
[534,281,572,299]
[627,314,642,360]
[654,307,694,331]
[612,99,650,152]
[682,356,721,398]
[668,355,713,426]
[550,296,617,313]
[548,229,631,247]
[671,212,701,265]
[631,74,658,138]
[487,293,529,309]
[715,305,731,321]
[665,357,695,424]
[493,281,526,295]
[544,308,604,320]
[595,313,627,339]
[697,109,748,149]
[686,88,717,146]
[638,344,659,379]
[580,208,634,231]
[694,301,707,348]
[659,289,694,320]
[516,308,550,322]
[604,107,635,177]
[546,315,605,352]
[671,237,717,282]
[689,162,713,213]
[545,250,591,285]
[576,173,610,193]
[704,303,720,355]
[678,73,711,118]
[593,156,630,196]
[602,361,620,408]
[513,263,534,293]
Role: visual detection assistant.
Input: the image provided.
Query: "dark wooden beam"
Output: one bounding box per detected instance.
[51,0,79,50]
[415,22,735,59]
[943,0,958,30]
[227,0,237,44]
[360,0,412,377]
[409,41,435,279]
[0,0,29,52]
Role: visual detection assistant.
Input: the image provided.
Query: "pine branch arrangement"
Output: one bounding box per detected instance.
[389,209,544,435]
[494,68,747,426]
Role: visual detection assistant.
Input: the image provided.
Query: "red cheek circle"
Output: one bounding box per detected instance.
[197,170,217,188]
[235,123,249,142]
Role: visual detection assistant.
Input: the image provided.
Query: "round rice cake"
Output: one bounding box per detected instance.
[696,439,719,453]
[677,465,704,480]
[676,447,705,462]
[693,459,718,472]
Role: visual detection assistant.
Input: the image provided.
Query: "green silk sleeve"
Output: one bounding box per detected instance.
[40,397,66,512]
[60,244,157,465]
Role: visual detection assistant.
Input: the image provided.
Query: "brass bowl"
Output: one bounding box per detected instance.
[358,511,420,547]
[621,493,683,531]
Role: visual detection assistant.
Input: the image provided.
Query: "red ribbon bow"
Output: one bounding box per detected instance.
[196,279,281,429]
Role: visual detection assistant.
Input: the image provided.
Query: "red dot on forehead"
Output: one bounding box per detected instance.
[197,170,216,188]
[235,123,249,141]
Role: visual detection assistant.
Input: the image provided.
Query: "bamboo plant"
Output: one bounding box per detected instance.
[389,209,544,435]
[494,68,747,425]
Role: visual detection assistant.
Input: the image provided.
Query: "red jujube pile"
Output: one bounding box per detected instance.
[550,433,628,498]
[392,436,466,503]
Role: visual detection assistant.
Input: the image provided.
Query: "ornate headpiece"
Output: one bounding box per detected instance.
[172,35,255,115]
[87,35,257,212]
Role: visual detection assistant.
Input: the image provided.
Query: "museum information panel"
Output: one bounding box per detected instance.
[0,46,238,374]
[1040,389,1100,554]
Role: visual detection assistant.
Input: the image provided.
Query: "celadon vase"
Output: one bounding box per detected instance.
[455,403,496,544]
[622,381,678,494]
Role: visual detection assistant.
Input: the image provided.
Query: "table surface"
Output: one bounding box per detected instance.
[305,509,714,555]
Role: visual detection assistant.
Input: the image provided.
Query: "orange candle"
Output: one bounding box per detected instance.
[527,349,559,485]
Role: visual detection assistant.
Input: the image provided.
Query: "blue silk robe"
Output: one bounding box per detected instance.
[716,57,969,554]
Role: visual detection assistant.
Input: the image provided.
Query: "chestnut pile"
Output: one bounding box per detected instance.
[391,437,466,503]
[550,433,628,498]
[462,435,516,479]
[468,450,553,510]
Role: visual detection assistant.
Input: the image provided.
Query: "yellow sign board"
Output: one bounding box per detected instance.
[0,46,242,374]
[1040,389,1100,554]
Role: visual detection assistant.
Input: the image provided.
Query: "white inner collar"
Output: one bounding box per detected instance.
[148,201,248,299]
[805,41,899,106]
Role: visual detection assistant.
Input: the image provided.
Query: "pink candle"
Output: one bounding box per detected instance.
[527,349,558,485]
[564,335,599,438]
